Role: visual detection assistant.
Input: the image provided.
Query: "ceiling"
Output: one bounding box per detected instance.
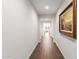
[30,0,64,15]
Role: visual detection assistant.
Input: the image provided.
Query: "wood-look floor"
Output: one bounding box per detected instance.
[29,33,64,59]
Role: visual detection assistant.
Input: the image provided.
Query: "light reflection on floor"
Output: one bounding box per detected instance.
[42,32,51,47]
[41,32,53,58]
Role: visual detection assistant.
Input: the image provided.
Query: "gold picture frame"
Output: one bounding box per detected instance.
[59,1,77,39]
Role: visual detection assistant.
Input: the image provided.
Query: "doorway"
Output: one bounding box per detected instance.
[43,22,51,36]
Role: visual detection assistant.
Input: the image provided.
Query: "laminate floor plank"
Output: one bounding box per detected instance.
[29,33,64,59]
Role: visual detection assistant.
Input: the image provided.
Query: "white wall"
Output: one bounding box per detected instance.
[2,0,39,59]
[52,0,77,59]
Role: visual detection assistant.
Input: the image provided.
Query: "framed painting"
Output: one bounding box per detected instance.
[59,1,77,39]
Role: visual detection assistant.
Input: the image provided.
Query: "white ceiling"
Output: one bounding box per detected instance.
[30,0,64,15]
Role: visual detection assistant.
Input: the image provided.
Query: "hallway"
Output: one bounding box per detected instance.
[30,33,64,59]
[2,0,77,59]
